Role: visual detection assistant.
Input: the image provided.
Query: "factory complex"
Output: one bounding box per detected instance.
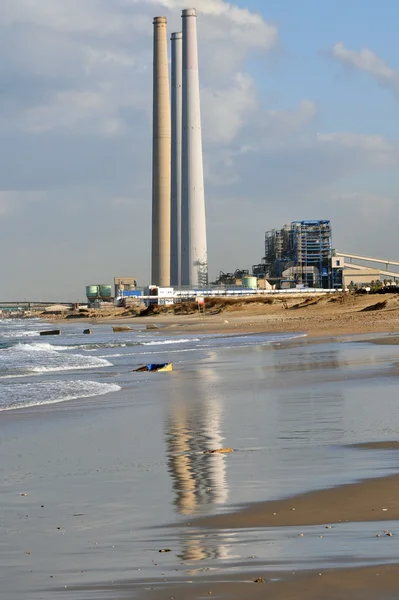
[85,218,399,306]
[82,10,399,307]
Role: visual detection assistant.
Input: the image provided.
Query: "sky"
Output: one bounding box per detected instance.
[1,0,399,300]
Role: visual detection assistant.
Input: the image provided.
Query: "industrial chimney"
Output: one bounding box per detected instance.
[152,16,171,287]
[170,32,183,287]
[181,8,208,288]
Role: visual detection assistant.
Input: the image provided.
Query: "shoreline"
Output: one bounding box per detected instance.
[41,291,399,338]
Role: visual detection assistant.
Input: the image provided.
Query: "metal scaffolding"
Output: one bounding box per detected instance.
[254,220,333,288]
[291,220,332,288]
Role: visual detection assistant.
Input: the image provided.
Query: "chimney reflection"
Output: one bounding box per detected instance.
[166,367,230,561]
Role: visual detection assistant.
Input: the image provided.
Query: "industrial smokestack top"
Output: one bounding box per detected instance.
[171,31,183,39]
[182,8,197,17]
[153,16,167,24]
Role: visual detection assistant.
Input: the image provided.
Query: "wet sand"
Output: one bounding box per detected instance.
[193,471,399,529]
[134,564,399,600]
[351,440,399,450]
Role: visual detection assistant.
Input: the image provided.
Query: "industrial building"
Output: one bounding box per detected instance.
[253,220,337,289]
[152,9,208,290]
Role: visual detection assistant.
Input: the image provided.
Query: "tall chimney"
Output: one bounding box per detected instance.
[181,8,208,288]
[152,16,171,287]
[170,32,183,287]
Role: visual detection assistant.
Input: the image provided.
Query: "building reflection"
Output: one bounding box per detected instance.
[165,367,230,561]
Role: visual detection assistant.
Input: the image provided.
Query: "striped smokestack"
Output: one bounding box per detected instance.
[152,16,171,287]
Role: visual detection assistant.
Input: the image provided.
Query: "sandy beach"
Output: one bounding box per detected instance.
[46,291,399,338]
[2,314,399,600]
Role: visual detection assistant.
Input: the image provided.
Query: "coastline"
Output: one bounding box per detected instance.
[47,292,399,338]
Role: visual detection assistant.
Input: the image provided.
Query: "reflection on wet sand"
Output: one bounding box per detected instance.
[166,367,230,560]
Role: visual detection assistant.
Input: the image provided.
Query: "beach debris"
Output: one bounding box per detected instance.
[203,448,234,454]
[253,578,264,583]
[40,330,61,336]
[382,508,388,511]
[159,548,172,553]
[134,363,173,373]
[146,324,158,330]
[112,326,131,332]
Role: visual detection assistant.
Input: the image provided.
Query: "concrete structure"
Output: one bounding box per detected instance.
[114,276,137,297]
[181,8,208,288]
[334,253,399,287]
[170,32,183,287]
[152,16,171,287]
[342,267,382,287]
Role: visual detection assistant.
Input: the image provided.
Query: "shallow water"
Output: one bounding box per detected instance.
[1,319,399,599]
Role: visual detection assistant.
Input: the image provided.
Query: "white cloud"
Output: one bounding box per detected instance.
[264,100,317,135]
[22,90,124,136]
[0,190,48,216]
[332,191,395,215]
[317,132,396,166]
[0,0,277,138]
[332,42,399,89]
[140,0,277,47]
[202,73,258,143]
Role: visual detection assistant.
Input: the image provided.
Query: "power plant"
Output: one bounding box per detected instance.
[152,9,208,289]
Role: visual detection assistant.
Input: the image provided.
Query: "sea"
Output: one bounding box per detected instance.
[0,318,302,412]
[2,318,399,599]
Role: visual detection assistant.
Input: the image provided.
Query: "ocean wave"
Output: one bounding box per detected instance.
[0,380,121,411]
[0,341,112,377]
[141,338,200,346]
[1,330,40,338]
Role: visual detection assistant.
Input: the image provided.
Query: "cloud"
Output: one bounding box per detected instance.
[317,133,397,167]
[264,100,317,135]
[332,191,395,215]
[331,42,399,90]
[202,73,258,144]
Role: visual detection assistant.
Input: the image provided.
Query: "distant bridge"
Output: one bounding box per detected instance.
[0,301,76,311]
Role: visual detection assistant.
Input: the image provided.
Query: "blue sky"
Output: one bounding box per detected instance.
[0,0,398,299]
